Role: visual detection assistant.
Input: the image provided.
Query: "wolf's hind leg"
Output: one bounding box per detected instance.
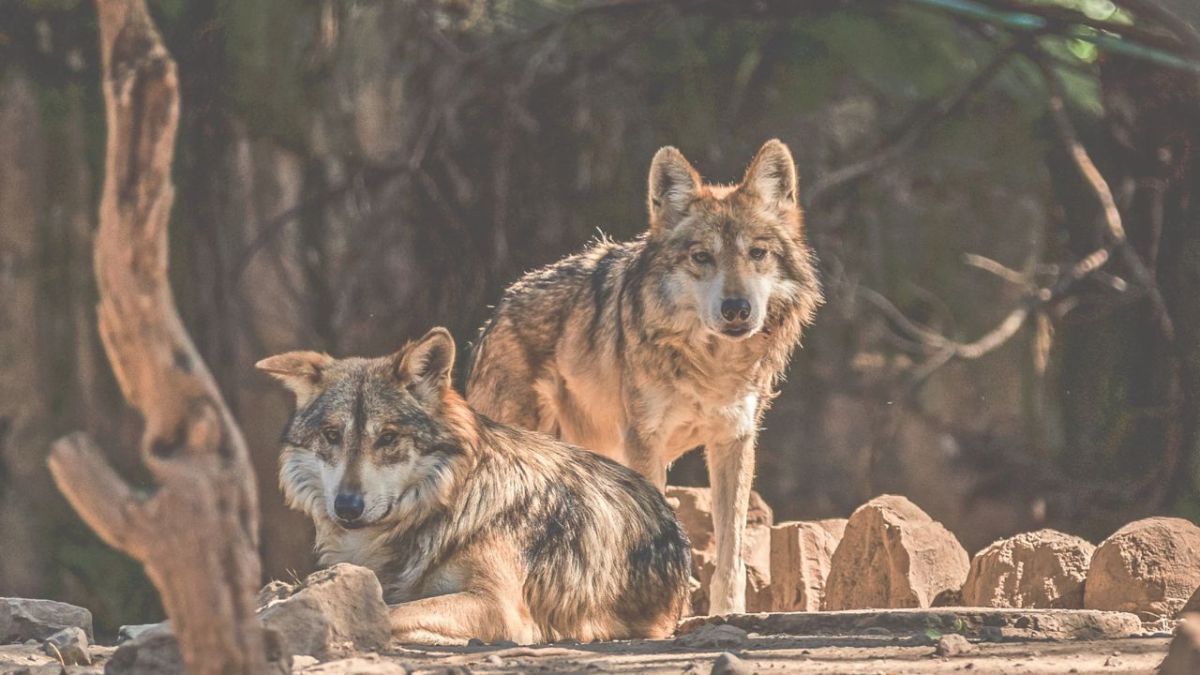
[389,591,539,645]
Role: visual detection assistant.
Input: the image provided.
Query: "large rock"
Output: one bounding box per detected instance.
[0,598,93,643]
[1084,517,1200,619]
[962,529,1094,609]
[667,487,774,614]
[822,495,969,610]
[258,563,390,658]
[769,519,847,612]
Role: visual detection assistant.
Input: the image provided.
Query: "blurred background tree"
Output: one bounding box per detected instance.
[1,0,1197,635]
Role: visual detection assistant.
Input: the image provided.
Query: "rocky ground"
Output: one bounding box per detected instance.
[0,620,1174,674]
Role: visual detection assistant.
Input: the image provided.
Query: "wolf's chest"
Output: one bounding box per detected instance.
[653,387,760,458]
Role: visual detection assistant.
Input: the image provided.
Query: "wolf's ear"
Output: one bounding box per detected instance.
[647,146,701,232]
[741,139,797,206]
[396,327,456,399]
[256,351,333,403]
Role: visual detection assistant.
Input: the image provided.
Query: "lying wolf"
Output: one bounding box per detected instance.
[258,328,691,644]
[466,140,822,615]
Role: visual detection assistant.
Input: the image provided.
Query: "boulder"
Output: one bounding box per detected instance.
[962,529,1094,609]
[822,495,969,610]
[1084,517,1200,619]
[42,626,89,666]
[667,487,774,614]
[258,563,390,658]
[934,633,975,657]
[769,519,847,612]
[0,598,93,643]
[710,651,752,675]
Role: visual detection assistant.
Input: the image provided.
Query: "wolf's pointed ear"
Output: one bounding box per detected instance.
[741,139,797,206]
[256,351,333,403]
[395,327,456,400]
[647,146,701,232]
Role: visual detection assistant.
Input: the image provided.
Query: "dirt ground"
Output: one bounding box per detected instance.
[0,635,1173,675]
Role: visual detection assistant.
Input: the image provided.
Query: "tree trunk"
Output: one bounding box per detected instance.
[46,1,276,673]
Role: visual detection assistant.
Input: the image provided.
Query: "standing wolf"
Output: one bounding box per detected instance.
[258,328,690,644]
[467,139,822,615]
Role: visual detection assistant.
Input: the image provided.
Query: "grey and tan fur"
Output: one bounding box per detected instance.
[466,140,822,615]
[257,328,691,644]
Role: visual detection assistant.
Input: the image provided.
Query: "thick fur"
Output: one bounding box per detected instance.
[466,140,822,615]
[258,329,691,645]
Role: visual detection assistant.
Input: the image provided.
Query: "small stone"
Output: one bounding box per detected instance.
[485,654,503,666]
[301,657,407,674]
[467,637,486,647]
[1103,656,1120,667]
[862,626,891,636]
[42,627,89,666]
[292,655,319,670]
[677,623,749,649]
[934,634,975,657]
[710,652,752,675]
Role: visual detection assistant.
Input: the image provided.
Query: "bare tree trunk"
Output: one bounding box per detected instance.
[45,1,275,673]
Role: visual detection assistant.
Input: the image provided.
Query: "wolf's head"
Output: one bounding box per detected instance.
[644,139,821,340]
[257,329,476,531]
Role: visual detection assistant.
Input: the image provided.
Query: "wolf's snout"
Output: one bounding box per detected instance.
[720,297,752,322]
[334,492,365,522]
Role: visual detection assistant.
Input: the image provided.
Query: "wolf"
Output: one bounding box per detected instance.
[466,139,822,615]
[257,328,691,644]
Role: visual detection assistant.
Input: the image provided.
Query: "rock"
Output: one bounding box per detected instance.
[258,563,390,658]
[8,666,64,675]
[117,623,166,644]
[822,495,969,610]
[0,598,93,643]
[105,623,182,675]
[42,627,89,666]
[667,487,774,614]
[710,651,752,675]
[299,656,408,674]
[1084,517,1200,618]
[962,529,1094,609]
[293,655,320,670]
[1161,613,1200,675]
[934,633,974,657]
[769,519,846,612]
[257,580,296,608]
[107,622,289,674]
[676,623,749,649]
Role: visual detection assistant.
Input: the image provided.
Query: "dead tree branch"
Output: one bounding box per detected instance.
[46,1,277,673]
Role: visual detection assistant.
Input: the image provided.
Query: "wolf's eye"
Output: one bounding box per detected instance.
[376,431,398,447]
[321,426,342,444]
[691,251,713,265]
[749,247,768,261]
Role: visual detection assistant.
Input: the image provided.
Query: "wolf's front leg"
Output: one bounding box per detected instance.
[706,435,755,615]
[389,591,539,645]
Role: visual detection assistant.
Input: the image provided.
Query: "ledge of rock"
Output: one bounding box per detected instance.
[677,607,1144,641]
[822,495,969,610]
[1084,517,1200,619]
[963,529,1094,609]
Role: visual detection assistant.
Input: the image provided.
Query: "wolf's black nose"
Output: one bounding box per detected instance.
[721,298,751,322]
[334,492,365,521]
